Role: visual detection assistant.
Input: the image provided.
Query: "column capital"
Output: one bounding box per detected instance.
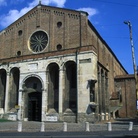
[6,72,10,76]
[41,88,47,92]
[19,89,23,92]
[59,66,66,72]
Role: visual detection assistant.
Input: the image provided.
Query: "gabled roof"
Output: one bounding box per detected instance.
[0,3,88,33]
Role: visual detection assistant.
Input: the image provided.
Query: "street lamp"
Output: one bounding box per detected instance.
[124,21,138,113]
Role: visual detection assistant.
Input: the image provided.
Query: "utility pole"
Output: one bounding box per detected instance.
[124,21,138,113]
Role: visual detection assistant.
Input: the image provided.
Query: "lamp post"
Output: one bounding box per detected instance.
[124,21,138,113]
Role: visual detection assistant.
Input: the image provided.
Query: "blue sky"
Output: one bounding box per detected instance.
[0,0,138,74]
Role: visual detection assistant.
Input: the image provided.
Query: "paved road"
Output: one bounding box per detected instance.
[0,131,138,138]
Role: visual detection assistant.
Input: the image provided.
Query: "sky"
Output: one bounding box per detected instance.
[0,0,138,74]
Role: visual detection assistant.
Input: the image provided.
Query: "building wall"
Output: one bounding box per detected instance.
[0,4,130,122]
[87,23,127,103]
[115,76,136,118]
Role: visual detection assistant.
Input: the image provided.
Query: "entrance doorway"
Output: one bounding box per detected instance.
[28,92,42,121]
[23,76,43,121]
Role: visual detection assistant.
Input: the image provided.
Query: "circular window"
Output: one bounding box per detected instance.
[29,30,48,53]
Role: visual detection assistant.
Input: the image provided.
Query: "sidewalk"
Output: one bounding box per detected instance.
[0,119,138,132]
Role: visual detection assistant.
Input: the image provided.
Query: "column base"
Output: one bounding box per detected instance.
[77,113,98,123]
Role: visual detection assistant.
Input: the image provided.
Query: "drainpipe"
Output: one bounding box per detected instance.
[79,12,82,48]
[76,50,78,123]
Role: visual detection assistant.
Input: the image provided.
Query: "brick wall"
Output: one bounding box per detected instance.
[0,6,89,60]
[115,75,136,118]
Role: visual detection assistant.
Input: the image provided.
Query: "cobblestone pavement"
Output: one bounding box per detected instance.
[0,119,138,132]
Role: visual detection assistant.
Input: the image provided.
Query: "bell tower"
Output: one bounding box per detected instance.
[39,0,41,5]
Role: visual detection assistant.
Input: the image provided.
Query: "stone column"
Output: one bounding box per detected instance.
[98,70,102,114]
[4,72,10,113]
[46,70,49,112]
[18,89,23,120]
[41,88,47,121]
[41,71,47,121]
[105,75,109,113]
[101,72,105,114]
[59,68,64,114]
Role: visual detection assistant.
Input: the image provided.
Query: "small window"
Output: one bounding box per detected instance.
[57,22,62,28]
[36,25,40,28]
[57,44,62,50]
[16,51,21,56]
[18,30,23,36]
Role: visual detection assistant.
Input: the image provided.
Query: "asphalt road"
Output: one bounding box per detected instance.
[0,131,138,138]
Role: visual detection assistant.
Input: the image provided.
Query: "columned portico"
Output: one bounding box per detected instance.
[0,51,98,123]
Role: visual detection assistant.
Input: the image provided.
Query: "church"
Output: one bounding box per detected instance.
[0,2,136,122]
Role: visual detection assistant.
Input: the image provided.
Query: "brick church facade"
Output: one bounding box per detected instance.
[0,3,136,122]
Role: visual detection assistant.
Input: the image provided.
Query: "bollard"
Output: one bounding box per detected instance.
[128,122,133,131]
[17,121,22,132]
[106,113,109,121]
[63,122,67,132]
[107,122,112,131]
[101,113,105,120]
[40,122,45,132]
[85,122,90,132]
